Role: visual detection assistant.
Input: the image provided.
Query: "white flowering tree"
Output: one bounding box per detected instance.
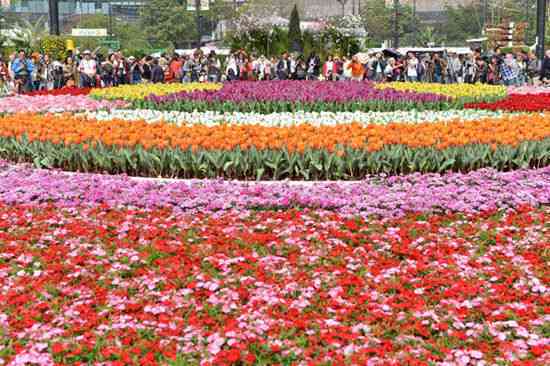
[317,15,366,56]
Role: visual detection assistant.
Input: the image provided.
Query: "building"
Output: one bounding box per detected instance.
[385,0,475,13]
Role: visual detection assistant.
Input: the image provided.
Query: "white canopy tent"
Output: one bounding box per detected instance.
[151,47,231,58]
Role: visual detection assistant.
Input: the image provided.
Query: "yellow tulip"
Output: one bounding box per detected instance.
[375,82,507,101]
[90,82,223,101]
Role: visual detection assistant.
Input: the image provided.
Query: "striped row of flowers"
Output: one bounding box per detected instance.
[0,171,547,364]
[0,113,548,178]
[83,109,512,127]
[89,82,222,101]
[139,81,457,113]
[375,82,507,101]
[465,93,550,112]
[2,163,548,218]
[0,95,127,114]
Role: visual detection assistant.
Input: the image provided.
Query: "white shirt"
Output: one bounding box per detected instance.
[79,59,97,76]
[407,58,418,77]
[343,61,352,78]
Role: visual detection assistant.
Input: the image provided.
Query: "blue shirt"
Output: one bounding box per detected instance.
[500,63,517,81]
[11,58,34,76]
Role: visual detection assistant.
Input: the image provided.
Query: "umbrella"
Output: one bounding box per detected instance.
[383,48,402,59]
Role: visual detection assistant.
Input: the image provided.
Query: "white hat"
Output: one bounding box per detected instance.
[83,50,91,55]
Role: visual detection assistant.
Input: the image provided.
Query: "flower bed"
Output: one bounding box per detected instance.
[508,85,550,95]
[376,82,507,102]
[1,163,548,217]
[0,196,547,364]
[25,87,92,96]
[2,79,549,364]
[84,109,511,127]
[89,82,222,101]
[139,81,454,113]
[465,93,550,111]
[0,113,548,178]
[0,95,126,114]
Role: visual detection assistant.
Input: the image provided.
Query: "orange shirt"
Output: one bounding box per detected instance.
[348,62,364,77]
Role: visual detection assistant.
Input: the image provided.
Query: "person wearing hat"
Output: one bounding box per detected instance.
[78,50,97,87]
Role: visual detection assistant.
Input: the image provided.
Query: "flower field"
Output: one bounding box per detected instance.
[0,82,549,365]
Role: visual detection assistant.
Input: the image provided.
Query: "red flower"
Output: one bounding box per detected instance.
[51,342,65,354]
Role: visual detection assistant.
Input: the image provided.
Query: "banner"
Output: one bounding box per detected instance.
[71,28,108,37]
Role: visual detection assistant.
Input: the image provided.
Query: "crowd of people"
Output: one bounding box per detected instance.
[2,46,550,94]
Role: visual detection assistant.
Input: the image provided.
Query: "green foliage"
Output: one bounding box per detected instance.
[40,36,67,60]
[230,26,290,56]
[360,0,417,46]
[140,0,231,49]
[288,4,303,53]
[68,14,152,56]
[9,16,48,52]
[444,4,484,45]
[1,138,548,180]
[134,97,492,113]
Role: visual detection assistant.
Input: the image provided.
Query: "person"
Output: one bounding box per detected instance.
[113,52,127,86]
[39,54,55,90]
[463,54,476,84]
[447,52,462,83]
[207,51,221,82]
[181,55,193,83]
[192,54,203,82]
[62,56,77,87]
[347,55,365,82]
[500,53,519,86]
[526,51,538,85]
[322,55,336,81]
[276,52,291,80]
[306,52,320,80]
[487,57,499,85]
[151,58,164,83]
[475,57,488,83]
[11,49,34,93]
[128,56,142,84]
[30,53,41,91]
[295,57,307,80]
[225,54,239,81]
[540,50,550,85]
[78,50,97,87]
[101,56,115,87]
[141,56,152,83]
[168,54,183,82]
[406,52,419,82]
[372,53,386,81]
[0,56,11,95]
[384,57,397,81]
[430,53,445,83]
[52,60,64,90]
[289,54,297,79]
[342,56,352,81]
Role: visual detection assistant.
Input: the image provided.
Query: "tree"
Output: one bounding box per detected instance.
[140,0,199,48]
[418,25,447,47]
[65,14,152,54]
[288,4,303,53]
[10,16,49,51]
[360,0,417,46]
[444,4,484,45]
